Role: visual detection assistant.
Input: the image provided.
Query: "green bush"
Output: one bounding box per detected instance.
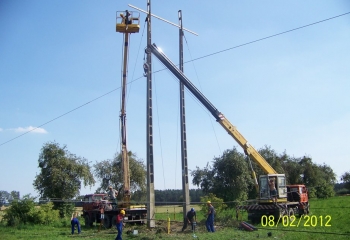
[34,202,60,224]
[199,193,227,218]
[315,181,335,198]
[308,188,317,198]
[335,188,350,195]
[3,195,36,226]
[54,202,75,218]
[2,195,60,226]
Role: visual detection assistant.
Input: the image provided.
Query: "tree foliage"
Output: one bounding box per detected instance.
[192,145,336,201]
[152,189,204,205]
[199,193,226,217]
[192,147,253,203]
[3,194,59,226]
[33,142,95,214]
[0,190,20,206]
[299,158,335,198]
[258,147,336,198]
[93,151,146,198]
[341,171,350,191]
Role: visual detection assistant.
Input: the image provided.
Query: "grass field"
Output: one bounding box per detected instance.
[1,196,350,239]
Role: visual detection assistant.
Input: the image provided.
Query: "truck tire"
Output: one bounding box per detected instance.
[111,215,117,226]
[103,215,111,228]
[85,215,93,227]
[288,208,295,222]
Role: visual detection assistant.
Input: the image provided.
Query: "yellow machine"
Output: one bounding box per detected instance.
[116,10,140,208]
[148,43,309,223]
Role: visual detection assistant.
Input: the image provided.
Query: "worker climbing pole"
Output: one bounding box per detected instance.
[116,10,140,208]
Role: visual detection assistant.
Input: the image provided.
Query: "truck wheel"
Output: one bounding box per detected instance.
[85,215,93,227]
[306,203,310,214]
[111,215,117,226]
[288,208,295,222]
[103,215,111,228]
[274,208,286,222]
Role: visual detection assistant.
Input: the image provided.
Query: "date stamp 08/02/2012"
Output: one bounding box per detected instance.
[261,215,331,228]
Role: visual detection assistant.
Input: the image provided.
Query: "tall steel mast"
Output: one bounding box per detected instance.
[116,10,140,208]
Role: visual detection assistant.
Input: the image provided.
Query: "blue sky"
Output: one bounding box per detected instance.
[1,0,349,198]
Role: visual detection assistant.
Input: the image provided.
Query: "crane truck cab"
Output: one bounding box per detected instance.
[259,174,287,202]
[287,185,310,216]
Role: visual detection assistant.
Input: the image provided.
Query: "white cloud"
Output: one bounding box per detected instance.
[0,128,3,132]
[14,126,48,134]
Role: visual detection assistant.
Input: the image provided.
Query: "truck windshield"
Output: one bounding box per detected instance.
[259,177,269,198]
[93,195,104,201]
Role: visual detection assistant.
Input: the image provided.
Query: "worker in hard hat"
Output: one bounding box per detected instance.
[115,209,126,240]
[206,201,215,232]
[182,207,197,232]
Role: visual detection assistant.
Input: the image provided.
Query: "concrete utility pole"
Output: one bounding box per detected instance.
[145,0,155,228]
[178,9,190,222]
[130,2,197,228]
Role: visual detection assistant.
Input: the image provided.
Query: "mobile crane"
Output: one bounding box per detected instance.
[116,9,140,208]
[148,43,309,223]
[82,10,147,228]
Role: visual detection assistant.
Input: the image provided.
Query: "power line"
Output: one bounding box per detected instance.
[0,86,122,147]
[1,11,349,147]
[185,11,350,63]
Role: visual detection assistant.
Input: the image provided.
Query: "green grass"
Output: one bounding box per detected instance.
[249,195,350,239]
[1,196,350,239]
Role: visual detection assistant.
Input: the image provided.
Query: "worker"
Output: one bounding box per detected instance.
[119,13,125,23]
[124,10,132,24]
[107,186,118,209]
[269,178,277,203]
[70,212,81,235]
[182,207,197,232]
[206,201,215,232]
[115,209,126,240]
[100,204,105,221]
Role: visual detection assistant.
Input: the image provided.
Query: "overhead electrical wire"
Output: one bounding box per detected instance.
[1,11,349,147]
[0,87,122,147]
[185,11,350,63]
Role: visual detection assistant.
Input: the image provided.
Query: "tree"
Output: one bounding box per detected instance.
[10,191,20,200]
[33,142,95,215]
[299,158,335,198]
[281,157,304,184]
[258,146,284,174]
[191,147,253,203]
[93,151,146,199]
[341,171,350,191]
[0,190,20,206]
[0,191,9,206]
